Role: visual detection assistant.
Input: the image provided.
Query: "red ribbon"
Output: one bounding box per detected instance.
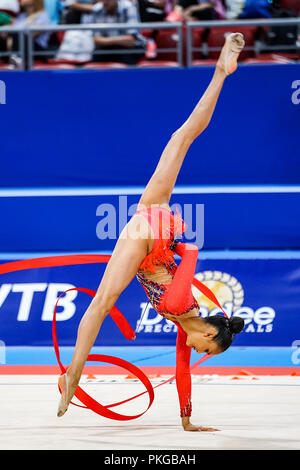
[53,286,154,420]
[0,254,228,421]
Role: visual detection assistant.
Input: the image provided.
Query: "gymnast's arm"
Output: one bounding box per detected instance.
[175,325,194,430]
[176,324,219,432]
[171,246,203,431]
[165,243,198,314]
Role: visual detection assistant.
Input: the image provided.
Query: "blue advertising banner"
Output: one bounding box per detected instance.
[0,257,299,347]
[0,65,299,187]
[1,190,300,251]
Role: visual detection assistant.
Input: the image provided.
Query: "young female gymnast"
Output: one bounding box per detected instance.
[58,32,246,431]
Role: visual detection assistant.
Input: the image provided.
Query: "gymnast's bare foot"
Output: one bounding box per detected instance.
[182,417,220,432]
[57,372,79,417]
[184,423,220,432]
[216,33,245,76]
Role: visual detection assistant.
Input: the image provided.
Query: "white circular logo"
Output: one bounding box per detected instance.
[192,271,244,312]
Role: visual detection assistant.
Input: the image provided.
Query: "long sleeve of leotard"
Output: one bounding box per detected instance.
[175,324,192,417]
[164,242,199,315]
[168,243,198,416]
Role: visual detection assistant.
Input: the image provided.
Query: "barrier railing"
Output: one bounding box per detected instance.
[186,18,300,67]
[0,19,299,70]
[26,22,183,69]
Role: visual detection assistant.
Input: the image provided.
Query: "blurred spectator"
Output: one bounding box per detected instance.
[0,1,18,64]
[0,0,51,67]
[239,0,272,18]
[0,11,13,24]
[0,0,20,17]
[177,0,226,21]
[64,0,146,64]
[266,1,298,51]
[43,0,64,24]
[13,0,51,51]
[0,0,18,42]
[137,0,175,22]
[62,0,95,24]
[225,0,245,18]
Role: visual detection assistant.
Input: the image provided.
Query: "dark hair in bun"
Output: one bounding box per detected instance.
[229,316,244,334]
[204,315,245,352]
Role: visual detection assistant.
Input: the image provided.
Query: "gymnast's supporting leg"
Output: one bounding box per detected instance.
[58,231,149,416]
[57,33,245,417]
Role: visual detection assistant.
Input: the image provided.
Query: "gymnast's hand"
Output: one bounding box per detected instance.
[182,417,219,432]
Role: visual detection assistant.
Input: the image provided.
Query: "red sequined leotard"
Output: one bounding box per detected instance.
[134,207,200,418]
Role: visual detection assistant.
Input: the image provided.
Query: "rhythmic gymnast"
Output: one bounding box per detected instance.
[58,33,246,431]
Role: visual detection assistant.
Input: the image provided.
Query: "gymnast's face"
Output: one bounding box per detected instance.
[186,327,222,356]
